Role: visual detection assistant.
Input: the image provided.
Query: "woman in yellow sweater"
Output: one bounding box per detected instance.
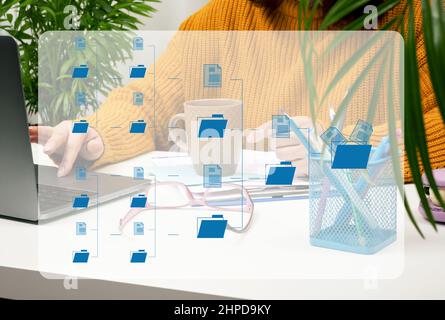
[30,0,444,182]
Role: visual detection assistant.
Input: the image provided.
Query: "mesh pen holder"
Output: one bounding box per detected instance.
[309,152,397,255]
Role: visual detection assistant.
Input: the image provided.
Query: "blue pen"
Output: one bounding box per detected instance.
[283,112,380,244]
[283,112,374,226]
[282,112,313,153]
[314,108,344,235]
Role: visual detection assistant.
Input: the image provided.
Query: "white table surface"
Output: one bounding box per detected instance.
[1,145,444,299]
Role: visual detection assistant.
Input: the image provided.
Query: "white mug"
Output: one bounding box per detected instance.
[168,99,242,176]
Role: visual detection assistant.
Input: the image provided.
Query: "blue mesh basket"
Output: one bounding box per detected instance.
[309,151,397,254]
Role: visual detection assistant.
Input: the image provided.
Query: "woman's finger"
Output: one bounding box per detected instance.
[293,158,308,177]
[80,135,104,161]
[57,133,87,177]
[29,126,54,144]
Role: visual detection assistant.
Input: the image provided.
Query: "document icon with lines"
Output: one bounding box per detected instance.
[134,222,144,235]
[203,64,222,87]
[133,167,144,180]
[272,115,290,138]
[76,222,87,235]
[203,164,222,188]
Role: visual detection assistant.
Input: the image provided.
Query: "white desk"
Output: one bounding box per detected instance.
[1,146,444,299]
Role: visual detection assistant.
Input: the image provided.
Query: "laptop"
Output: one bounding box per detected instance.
[0,36,151,222]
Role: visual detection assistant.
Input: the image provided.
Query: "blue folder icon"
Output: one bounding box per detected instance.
[130,120,147,133]
[130,194,147,208]
[331,144,372,169]
[266,161,296,185]
[73,250,89,263]
[72,120,89,133]
[72,64,89,78]
[197,214,227,238]
[130,250,147,263]
[72,194,90,209]
[198,114,228,138]
[129,65,147,78]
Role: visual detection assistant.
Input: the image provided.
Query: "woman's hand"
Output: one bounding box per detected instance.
[29,121,104,177]
[246,116,321,177]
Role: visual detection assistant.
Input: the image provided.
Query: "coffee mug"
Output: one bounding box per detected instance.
[168,99,242,176]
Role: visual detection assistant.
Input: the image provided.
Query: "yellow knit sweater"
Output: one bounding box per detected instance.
[86,0,444,182]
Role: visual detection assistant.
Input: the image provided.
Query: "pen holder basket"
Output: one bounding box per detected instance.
[309,153,397,254]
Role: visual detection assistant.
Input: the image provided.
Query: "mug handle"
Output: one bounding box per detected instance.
[168,113,188,152]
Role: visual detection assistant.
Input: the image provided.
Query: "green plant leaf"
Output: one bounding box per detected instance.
[298,32,319,131]
[366,52,386,123]
[0,0,158,121]
[319,32,385,111]
[386,43,423,236]
[405,0,437,231]
[422,0,445,125]
[417,0,445,210]
[343,0,402,31]
[320,0,373,30]
[330,43,388,130]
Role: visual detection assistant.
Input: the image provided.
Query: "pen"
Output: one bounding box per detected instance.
[282,112,313,153]
[332,106,367,245]
[314,107,337,235]
[334,136,391,227]
[283,112,375,233]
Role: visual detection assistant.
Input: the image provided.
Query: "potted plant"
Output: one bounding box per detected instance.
[298,0,445,236]
[0,0,159,124]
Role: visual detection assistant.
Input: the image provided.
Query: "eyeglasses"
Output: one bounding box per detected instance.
[119,182,254,234]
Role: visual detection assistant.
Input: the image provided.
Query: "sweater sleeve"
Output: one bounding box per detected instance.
[85,32,186,168]
[85,0,242,169]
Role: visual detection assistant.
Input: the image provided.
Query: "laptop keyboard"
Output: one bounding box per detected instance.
[38,184,96,212]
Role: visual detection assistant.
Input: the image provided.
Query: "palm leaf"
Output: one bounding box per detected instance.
[422,0,445,125]
[405,0,437,230]
[387,44,424,236]
[343,0,402,30]
[320,0,373,30]
[330,43,388,129]
[415,0,445,211]
[319,32,385,109]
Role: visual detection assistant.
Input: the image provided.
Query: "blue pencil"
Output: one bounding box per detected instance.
[334,137,390,227]
[283,113,375,229]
